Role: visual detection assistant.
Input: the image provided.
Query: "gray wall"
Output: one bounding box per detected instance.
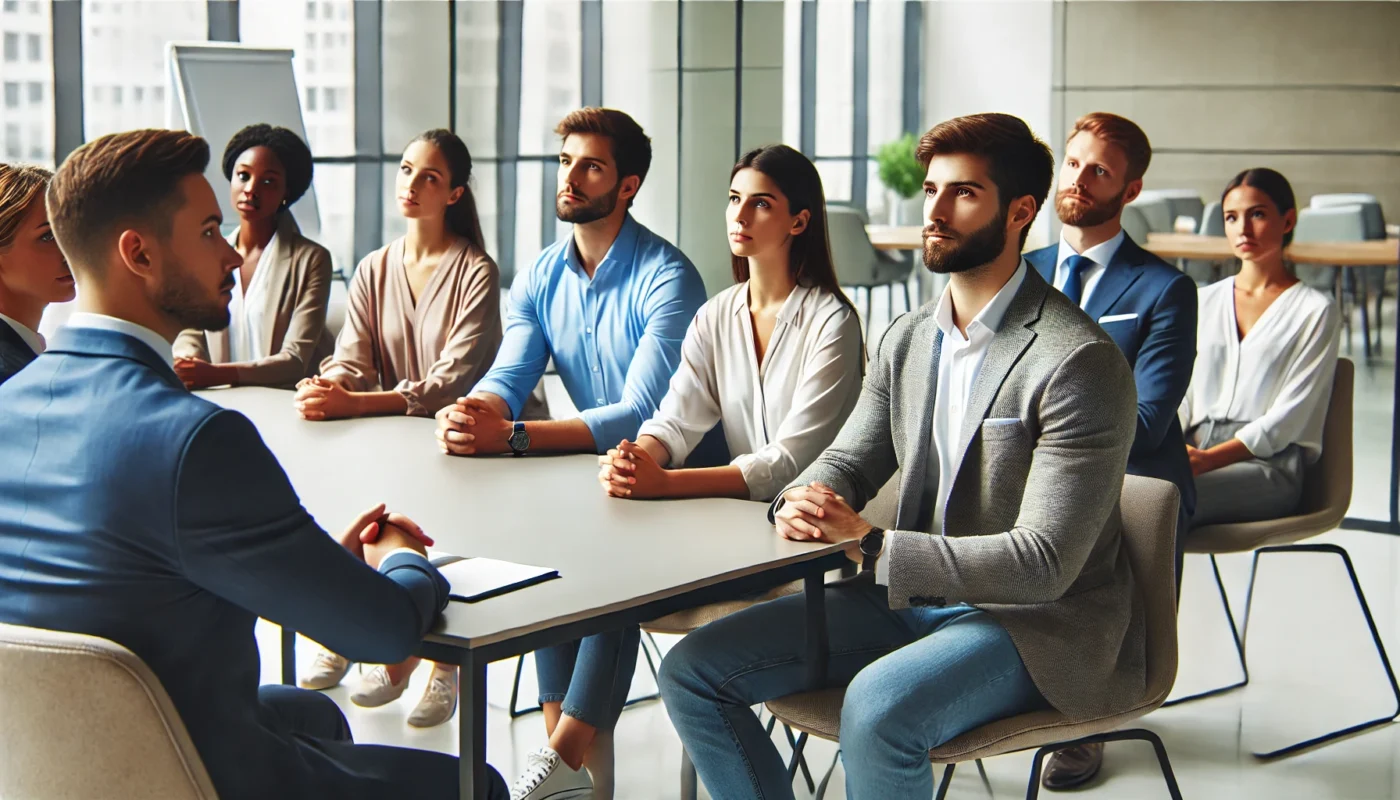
[1054,1,1400,218]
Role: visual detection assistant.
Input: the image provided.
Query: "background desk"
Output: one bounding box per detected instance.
[204,387,850,799]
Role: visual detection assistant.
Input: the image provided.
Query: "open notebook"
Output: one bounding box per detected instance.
[428,552,560,603]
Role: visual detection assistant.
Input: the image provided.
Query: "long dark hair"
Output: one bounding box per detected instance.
[1222,167,1297,248]
[410,129,485,251]
[729,145,857,319]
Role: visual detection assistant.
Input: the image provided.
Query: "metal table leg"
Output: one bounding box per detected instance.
[804,572,828,689]
[459,649,490,799]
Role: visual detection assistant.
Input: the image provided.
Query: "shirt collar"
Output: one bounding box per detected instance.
[565,213,642,280]
[730,281,812,325]
[934,259,1029,343]
[65,312,174,366]
[0,312,45,355]
[1056,228,1125,272]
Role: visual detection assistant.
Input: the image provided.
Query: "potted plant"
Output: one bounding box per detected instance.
[875,133,924,226]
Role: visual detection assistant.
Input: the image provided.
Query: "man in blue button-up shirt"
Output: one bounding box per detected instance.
[435,108,706,799]
[436,108,705,460]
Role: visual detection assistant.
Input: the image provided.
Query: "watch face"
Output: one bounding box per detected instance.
[508,429,530,452]
[860,530,883,555]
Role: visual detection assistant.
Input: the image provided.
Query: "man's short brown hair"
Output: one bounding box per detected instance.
[1068,112,1152,184]
[555,107,652,189]
[46,128,210,275]
[915,113,1054,247]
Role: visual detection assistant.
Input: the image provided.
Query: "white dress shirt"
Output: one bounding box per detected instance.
[0,311,45,355]
[225,229,278,363]
[874,259,1028,585]
[1052,228,1124,308]
[66,312,175,367]
[1179,278,1340,462]
[638,282,866,501]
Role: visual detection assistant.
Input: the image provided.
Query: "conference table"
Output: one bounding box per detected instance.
[204,387,853,800]
[868,224,1400,534]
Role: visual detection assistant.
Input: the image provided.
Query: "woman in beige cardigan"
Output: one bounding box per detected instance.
[174,125,334,389]
[295,129,502,421]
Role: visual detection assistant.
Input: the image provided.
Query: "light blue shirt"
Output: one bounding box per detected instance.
[474,214,707,453]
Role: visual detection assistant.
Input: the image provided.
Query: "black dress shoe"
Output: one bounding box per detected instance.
[1041,742,1104,791]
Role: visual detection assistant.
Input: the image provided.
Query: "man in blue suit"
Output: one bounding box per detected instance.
[0,129,507,799]
[1027,113,1197,791]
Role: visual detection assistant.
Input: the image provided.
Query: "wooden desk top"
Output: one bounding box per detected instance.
[203,387,850,651]
[866,224,1400,268]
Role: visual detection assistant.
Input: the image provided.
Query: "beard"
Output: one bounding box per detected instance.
[922,207,1009,275]
[556,181,622,224]
[155,262,231,332]
[1055,185,1127,228]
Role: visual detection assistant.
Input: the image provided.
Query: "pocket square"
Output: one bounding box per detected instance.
[983,417,1021,426]
[1098,313,1139,324]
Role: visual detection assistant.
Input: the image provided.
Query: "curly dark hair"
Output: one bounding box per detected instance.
[221,123,314,207]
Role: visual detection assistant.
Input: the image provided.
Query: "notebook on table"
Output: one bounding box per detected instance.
[429,553,560,603]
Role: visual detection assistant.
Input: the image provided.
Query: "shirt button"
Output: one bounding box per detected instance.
[592,366,600,373]
[585,327,593,334]
[596,398,605,405]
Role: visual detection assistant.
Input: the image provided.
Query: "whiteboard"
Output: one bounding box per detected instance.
[165,42,322,240]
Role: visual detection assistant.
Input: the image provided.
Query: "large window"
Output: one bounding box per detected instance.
[80,0,206,140]
[0,0,52,166]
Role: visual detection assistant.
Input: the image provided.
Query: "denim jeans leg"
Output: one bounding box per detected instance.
[560,625,640,730]
[534,638,580,707]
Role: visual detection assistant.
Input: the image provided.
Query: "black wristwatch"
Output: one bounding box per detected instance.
[507,421,530,456]
[859,527,886,573]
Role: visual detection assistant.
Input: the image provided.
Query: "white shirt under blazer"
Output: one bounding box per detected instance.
[637,281,866,501]
[1179,277,1341,462]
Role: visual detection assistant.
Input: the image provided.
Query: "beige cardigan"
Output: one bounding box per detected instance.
[174,213,335,387]
[317,236,502,417]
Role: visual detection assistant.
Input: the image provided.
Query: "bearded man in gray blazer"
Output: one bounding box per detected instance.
[657,113,1141,800]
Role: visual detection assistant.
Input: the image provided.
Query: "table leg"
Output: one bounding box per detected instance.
[280,626,296,686]
[803,572,828,690]
[459,649,489,800]
[1390,277,1400,529]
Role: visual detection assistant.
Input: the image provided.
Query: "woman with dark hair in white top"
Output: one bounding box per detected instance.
[1180,167,1340,528]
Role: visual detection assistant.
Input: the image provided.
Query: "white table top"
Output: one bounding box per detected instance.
[202,387,851,651]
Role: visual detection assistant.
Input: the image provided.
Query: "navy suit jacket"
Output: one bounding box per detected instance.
[0,319,37,385]
[1027,235,1198,517]
[0,327,451,799]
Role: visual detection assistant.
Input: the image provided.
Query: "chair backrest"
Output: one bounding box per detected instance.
[1119,204,1150,244]
[1197,200,1225,236]
[826,204,885,285]
[1126,196,1173,234]
[0,623,219,800]
[1299,358,1354,518]
[1116,475,1182,706]
[1310,194,1386,240]
[1138,189,1204,231]
[1294,205,1368,243]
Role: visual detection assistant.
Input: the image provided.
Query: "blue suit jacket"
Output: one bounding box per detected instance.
[1026,236,1197,517]
[0,327,451,799]
[0,319,37,385]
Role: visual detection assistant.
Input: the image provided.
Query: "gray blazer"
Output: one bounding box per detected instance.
[780,266,1141,721]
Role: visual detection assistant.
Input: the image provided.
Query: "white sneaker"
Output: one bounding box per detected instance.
[407,666,458,728]
[350,665,411,708]
[510,747,593,800]
[299,649,352,691]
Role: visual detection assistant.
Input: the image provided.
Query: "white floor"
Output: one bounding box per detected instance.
[254,288,1400,799]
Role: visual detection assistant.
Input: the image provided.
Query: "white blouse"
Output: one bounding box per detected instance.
[224,229,278,364]
[1179,277,1340,462]
[637,282,866,501]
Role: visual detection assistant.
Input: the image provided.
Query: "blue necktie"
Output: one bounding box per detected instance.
[1060,254,1093,307]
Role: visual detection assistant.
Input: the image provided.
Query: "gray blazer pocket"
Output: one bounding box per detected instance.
[980,418,1027,441]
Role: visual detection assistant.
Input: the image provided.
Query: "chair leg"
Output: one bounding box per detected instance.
[679,747,698,800]
[280,626,297,686]
[933,762,957,800]
[975,758,993,796]
[1353,269,1373,359]
[813,748,841,800]
[1162,554,1250,706]
[902,280,913,314]
[784,725,816,793]
[1024,729,1182,800]
[507,654,543,718]
[1242,544,1400,760]
[862,288,872,331]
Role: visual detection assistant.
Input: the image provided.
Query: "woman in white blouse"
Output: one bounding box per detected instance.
[1180,168,1340,527]
[597,144,865,502]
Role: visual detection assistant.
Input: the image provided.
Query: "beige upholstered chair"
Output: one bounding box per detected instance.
[765,475,1184,800]
[1169,359,1399,759]
[0,622,218,800]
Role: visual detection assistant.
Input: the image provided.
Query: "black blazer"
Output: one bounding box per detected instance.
[0,319,38,386]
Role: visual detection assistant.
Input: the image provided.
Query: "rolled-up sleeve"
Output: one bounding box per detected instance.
[732,308,865,501]
[473,260,550,419]
[578,263,707,452]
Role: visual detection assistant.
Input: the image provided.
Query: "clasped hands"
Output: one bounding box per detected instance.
[775,482,872,556]
[294,377,359,421]
[597,439,669,499]
[434,393,514,456]
[339,502,435,569]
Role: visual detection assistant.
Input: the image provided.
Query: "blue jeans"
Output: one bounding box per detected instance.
[533,625,640,730]
[257,685,508,799]
[658,582,1047,800]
